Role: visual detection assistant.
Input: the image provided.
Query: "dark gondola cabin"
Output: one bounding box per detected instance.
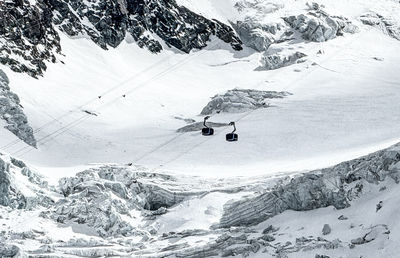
[202,127,214,136]
[226,132,238,141]
[226,122,238,142]
[202,116,214,136]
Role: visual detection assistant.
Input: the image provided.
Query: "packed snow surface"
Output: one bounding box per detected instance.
[0,0,399,178]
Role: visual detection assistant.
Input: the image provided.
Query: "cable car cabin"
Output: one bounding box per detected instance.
[226,133,238,141]
[226,121,238,142]
[202,127,214,136]
[202,116,214,136]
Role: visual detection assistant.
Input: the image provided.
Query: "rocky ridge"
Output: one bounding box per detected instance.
[0,0,242,78]
[0,69,36,147]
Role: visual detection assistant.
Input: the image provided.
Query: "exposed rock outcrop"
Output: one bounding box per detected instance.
[0,0,242,77]
[0,1,61,77]
[360,12,400,41]
[258,51,306,70]
[0,70,36,147]
[201,89,291,115]
[350,224,390,245]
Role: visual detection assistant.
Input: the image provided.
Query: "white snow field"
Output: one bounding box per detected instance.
[2,15,400,176]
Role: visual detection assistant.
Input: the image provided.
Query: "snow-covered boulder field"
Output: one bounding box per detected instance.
[1,143,400,257]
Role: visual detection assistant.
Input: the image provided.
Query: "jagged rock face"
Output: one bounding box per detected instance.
[284,10,358,42]
[258,51,306,70]
[360,12,400,41]
[201,89,291,115]
[0,70,36,147]
[0,1,61,78]
[0,0,242,77]
[218,145,400,228]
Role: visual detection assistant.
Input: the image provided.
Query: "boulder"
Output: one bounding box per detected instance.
[322,224,331,235]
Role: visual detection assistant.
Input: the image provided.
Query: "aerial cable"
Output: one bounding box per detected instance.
[10,38,228,157]
[2,17,238,152]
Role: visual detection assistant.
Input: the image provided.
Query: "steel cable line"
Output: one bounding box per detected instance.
[0,55,172,150]
[14,26,369,164]
[7,6,370,163]
[10,39,229,157]
[1,8,238,151]
[149,107,258,172]
[0,6,175,149]
[140,30,373,172]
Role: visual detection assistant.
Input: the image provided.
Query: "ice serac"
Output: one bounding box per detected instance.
[1,144,400,256]
[0,0,242,77]
[201,89,291,115]
[218,144,400,228]
[46,165,205,237]
[283,8,358,42]
[0,70,36,147]
[232,2,357,52]
[233,20,283,52]
[0,154,52,209]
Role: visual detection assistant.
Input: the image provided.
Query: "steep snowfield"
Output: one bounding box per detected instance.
[1,27,400,176]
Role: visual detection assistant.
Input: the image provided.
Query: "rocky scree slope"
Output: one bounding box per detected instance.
[0,143,400,257]
[0,0,242,78]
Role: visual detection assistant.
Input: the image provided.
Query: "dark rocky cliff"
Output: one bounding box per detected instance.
[0,0,242,78]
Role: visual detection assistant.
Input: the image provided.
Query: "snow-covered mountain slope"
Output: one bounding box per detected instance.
[1,0,400,256]
[1,4,400,176]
